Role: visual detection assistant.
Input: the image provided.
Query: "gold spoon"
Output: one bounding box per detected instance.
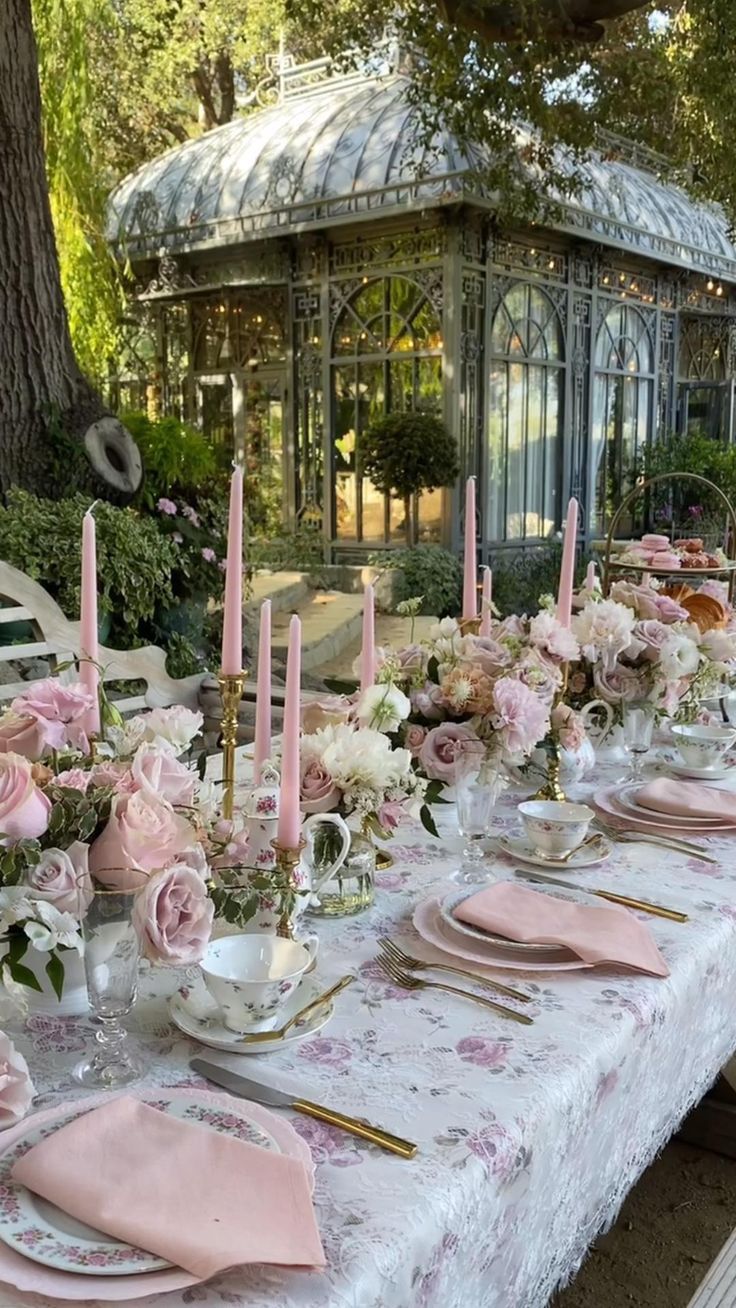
[236,974,354,1044]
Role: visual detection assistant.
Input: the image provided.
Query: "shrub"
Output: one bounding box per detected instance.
[248,527,325,572]
[0,490,175,644]
[643,430,735,547]
[371,545,462,617]
[491,543,565,617]
[360,413,459,544]
[123,412,218,510]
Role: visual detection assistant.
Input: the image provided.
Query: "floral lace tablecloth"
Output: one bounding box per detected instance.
[4,765,736,1308]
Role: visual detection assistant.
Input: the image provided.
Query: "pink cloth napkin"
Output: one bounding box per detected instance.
[636,778,735,822]
[453,882,669,976]
[11,1096,325,1280]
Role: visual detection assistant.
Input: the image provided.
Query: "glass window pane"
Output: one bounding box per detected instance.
[487,364,507,541]
[418,489,443,542]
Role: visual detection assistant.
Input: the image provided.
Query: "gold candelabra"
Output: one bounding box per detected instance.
[532,662,570,803]
[218,670,245,821]
[271,838,306,940]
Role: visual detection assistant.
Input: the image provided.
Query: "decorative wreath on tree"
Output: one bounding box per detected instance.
[359,412,459,543]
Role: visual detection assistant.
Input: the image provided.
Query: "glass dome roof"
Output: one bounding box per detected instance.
[108,68,736,279]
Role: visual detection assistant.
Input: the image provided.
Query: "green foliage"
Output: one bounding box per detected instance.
[371,545,462,617]
[643,431,736,543]
[0,490,175,647]
[124,412,218,509]
[248,527,325,572]
[491,543,565,618]
[360,413,459,502]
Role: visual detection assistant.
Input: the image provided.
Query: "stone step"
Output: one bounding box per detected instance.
[319,613,439,680]
[246,571,309,616]
[270,591,365,672]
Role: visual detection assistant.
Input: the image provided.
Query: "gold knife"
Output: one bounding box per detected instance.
[514,869,688,923]
[190,1059,418,1158]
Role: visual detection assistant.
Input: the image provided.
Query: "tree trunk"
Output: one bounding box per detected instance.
[0,0,141,498]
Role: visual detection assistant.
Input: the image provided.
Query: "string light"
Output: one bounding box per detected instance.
[547,258,555,270]
[716,284,724,297]
[707,278,715,291]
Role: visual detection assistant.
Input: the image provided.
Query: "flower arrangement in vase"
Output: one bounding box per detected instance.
[0,680,223,1009]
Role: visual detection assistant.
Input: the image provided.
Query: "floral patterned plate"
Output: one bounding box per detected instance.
[0,1093,280,1275]
[440,888,580,956]
[414,898,593,971]
[169,974,335,1053]
[661,752,736,782]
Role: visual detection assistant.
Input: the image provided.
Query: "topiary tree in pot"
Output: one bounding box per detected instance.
[359,412,459,545]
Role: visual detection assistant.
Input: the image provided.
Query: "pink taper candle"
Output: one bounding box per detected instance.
[221,465,244,675]
[556,498,579,628]
[585,560,596,590]
[462,476,477,621]
[480,567,493,638]
[253,600,272,781]
[79,508,100,738]
[360,583,376,691]
[277,614,302,848]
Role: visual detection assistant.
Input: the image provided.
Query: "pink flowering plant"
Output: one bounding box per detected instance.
[0,682,227,1000]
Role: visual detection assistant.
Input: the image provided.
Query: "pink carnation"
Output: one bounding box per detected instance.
[491,677,549,758]
[11,680,94,753]
[54,768,91,793]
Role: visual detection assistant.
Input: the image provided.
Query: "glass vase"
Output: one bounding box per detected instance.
[309,826,376,917]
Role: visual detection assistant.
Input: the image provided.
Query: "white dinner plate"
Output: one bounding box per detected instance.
[495,832,612,870]
[0,1093,281,1276]
[413,898,593,971]
[170,974,335,1053]
[616,782,727,828]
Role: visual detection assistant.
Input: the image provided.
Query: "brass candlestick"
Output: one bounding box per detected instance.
[459,616,481,636]
[218,670,245,821]
[532,661,570,803]
[271,838,306,940]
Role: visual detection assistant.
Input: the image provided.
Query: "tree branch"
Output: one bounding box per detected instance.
[436,0,650,43]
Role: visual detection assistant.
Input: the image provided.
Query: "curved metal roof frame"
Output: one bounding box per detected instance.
[108,69,736,280]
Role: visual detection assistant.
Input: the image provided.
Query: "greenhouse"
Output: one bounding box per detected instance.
[108,50,736,561]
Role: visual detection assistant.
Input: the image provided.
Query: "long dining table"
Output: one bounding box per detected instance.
[4,759,736,1308]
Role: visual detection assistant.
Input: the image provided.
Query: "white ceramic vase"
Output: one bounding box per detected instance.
[0,942,88,1017]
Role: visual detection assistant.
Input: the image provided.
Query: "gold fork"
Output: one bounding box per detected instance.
[377,951,533,1026]
[378,937,531,1004]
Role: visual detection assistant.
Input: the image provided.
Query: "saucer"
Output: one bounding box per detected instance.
[169,974,334,1053]
[662,752,736,782]
[495,832,612,870]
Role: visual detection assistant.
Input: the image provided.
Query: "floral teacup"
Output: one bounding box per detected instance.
[517,800,594,858]
[670,723,736,770]
[201,935,316,1033]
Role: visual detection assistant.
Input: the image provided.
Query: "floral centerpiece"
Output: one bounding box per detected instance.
[568,579,736,722]
[0,680,220,1005]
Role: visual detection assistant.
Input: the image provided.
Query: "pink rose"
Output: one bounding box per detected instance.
[301,694,352,735]
[11,680,94,753]
[634,619,669,660]
[132,861,214,965]
[410,684,445,721]
[593,662,648,704]
[700,579,729,605]
[551,703,586,753]
[611,581,688,625]
[491,677,550,757]
[0,712,47,762]
[0,754,50,845]
[395,644,426,674]
[513,648,562,705]
[0,1032,34,1127]
[496,614,526,638]
[131,743,196,807]
[90,761,137,794]
[89,791,195,888]
[300,759,341,814]
[54,768,91,793]
[461,636,511,678]
[377,800,405,831]
[404,724,427,757]
[419,723,483,782]
[25,842,92,915]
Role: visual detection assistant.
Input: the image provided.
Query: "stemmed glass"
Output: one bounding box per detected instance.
[74,869,147,1088]
[451,755,502,885]
[622,702,655,783]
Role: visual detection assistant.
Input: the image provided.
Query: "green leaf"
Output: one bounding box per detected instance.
[420,804,439,838]
[6,935,29,966]
[7,959,43,993]
[45,953,66,1002]
[427,656,440,684]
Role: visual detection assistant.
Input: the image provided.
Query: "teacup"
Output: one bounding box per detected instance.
[670,723,736,770]
[201,935,317,1033]
[518,800,594,858]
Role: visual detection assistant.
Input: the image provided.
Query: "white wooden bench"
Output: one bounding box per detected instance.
[688,1228,736,1307]
[0,560,202,715]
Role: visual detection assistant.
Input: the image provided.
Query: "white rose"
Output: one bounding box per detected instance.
[701,629,736,665]
[354,684,411,733]
[572,599,642,663]
[659,630,701,680]
[141,706,203,753]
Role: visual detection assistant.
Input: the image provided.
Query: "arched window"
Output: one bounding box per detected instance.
[591,301,655,533]
[331,275,443,543]
[487,283,564,541]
